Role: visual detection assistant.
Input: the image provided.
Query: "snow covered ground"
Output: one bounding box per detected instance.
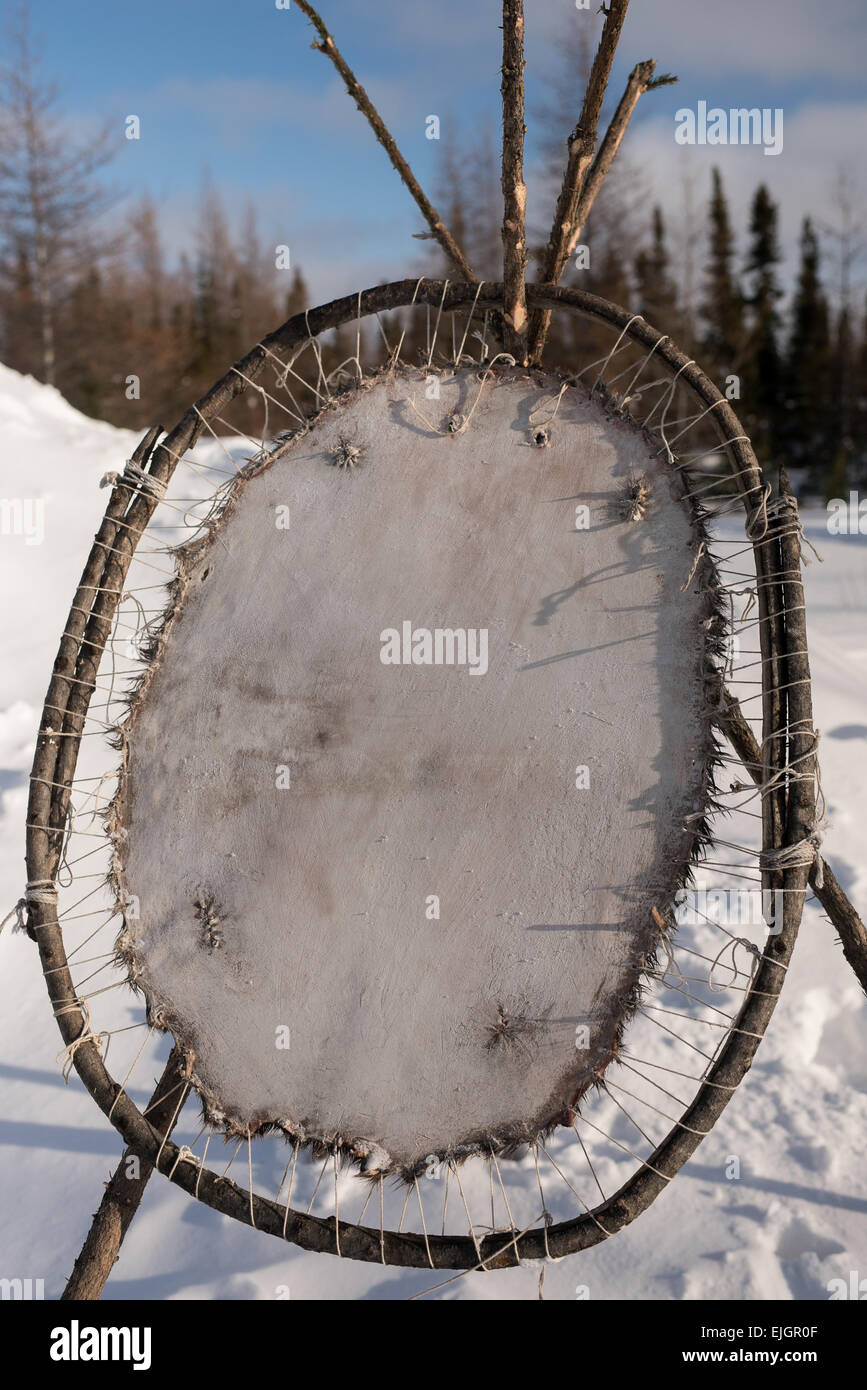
[0,362,865,1301]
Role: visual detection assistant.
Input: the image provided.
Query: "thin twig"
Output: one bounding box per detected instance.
[528,1,676,363]
[294,1,476,283]
[532,0,630,297]
[500,0,528,361]
[565,60,676,266]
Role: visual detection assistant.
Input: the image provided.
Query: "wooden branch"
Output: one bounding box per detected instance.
[717,685,867,995]
[810,860,867,993]
[759,498,788,915]
[530,0,629,319]
[294,1,476,284]
[565,60,673,263]
[61,1048,187,1300]
[528,44,676,362]
[500,0,528,361]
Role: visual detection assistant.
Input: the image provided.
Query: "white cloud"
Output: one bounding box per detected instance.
[626,100,867,290]
[529,0,865,83]
[149,72,422,150]
[0,702,37,773]
[340,0,496,49]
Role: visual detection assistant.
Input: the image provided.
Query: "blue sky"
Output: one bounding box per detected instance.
[18,0,867,304]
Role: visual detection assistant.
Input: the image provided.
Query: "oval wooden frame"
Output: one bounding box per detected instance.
[26,279,816,1270]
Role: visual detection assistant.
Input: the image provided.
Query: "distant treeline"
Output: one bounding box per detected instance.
[427,130,867,498]
[0,5,863,495]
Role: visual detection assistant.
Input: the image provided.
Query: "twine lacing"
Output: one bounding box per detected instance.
[746,486,823,564]
[707,936,762,993]
[0,879,57,936]
[680,540,707,592]
[766,493,823,564]
[100,461,167,499]
[759,823,825,889]
[168,1145,203,1180]
[54,1000,109,1082]
[745,483,772,539]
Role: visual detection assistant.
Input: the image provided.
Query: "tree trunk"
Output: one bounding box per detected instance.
[61,1047,186,1300]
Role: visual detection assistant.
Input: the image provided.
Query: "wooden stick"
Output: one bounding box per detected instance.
[528,0,629,362]
[564,60,676,266]
[294,1,476,284]
[528,19,677,363]
[500,0,528,362]
[61,1047,187,1300]
[759,503,788,930]
[717,685,867,994]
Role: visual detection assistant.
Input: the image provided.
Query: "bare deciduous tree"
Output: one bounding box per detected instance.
[0,0,115,384]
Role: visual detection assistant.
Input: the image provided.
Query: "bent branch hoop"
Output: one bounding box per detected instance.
[26,280,816,1269]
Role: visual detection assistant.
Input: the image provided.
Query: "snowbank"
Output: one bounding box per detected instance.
[0,364,865,1300]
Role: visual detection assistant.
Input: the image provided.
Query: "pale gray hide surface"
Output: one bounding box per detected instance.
[119,368,714,1172]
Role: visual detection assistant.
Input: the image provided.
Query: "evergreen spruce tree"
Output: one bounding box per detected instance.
[855,291,867,484]
[635,206,678,333]
[743,184,783,467]
[699,168,743,384]
[285,266,310,320]
[783,218,830,490]
[0,3,115,386]
[827,303,856,499]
